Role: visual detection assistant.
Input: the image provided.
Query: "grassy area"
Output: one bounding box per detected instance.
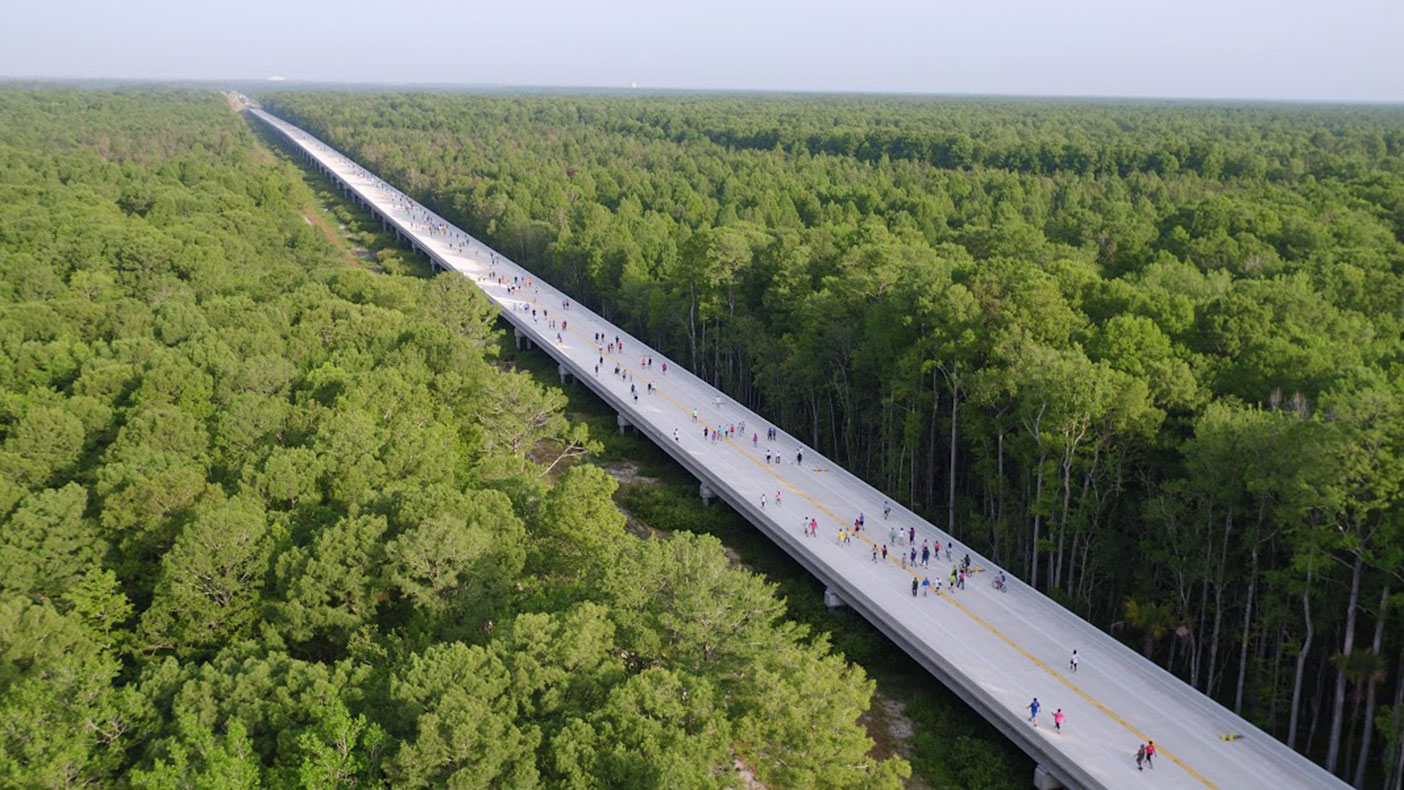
[269,122,1030,790]
[243,114,435,279]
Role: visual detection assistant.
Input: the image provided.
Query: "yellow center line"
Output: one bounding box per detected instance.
[940,592,1217,787]
[477,228,1217,790]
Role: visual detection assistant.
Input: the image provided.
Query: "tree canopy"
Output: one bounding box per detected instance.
[262,88,1404,785]
[0,89,907,789]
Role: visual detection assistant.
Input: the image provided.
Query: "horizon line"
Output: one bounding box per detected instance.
[3,74,1403,107]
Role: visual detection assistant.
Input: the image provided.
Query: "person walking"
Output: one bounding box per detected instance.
[760,493,767,510]
[1069,650,1079,673]
[1053,709,1064,733]
[1136,744,1146,771]
[912,578,919,597]
[881,544,888,560]
[922,577,931,596]
[1145,741,1155,769]
[883,500,891,520]
[796,449,803,465]
[775,490,782,507]
[1027,698,1040,726]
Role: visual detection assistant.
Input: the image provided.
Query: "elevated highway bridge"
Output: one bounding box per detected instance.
[248,105,1348,790]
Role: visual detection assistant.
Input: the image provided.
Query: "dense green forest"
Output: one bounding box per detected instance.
[262,90,1404,786]
[0,89,914,788]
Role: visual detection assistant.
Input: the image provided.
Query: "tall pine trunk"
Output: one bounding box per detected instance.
[1235,544,1259,715]
[1353,584,1389,788]
[1031,452,1046,589]
[1327,551,1364,774]
[1289,566,1313,750]
[948,380,958,536]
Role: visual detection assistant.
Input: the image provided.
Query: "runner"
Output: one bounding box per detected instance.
[1145,741,1155,769]
[1135,744,1146,771]
[1069,650,1079,673]
[1027,697,1040,726]
[912,578,919,597]
[1053,709,1064,733]
[883,500,891,519]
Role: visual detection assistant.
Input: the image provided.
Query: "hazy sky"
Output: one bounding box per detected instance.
[3,0,1401,101]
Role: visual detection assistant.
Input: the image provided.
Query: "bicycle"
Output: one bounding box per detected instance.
[991,577,1009,593]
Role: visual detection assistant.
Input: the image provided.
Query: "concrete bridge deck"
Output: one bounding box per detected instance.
[249,105,1348,790]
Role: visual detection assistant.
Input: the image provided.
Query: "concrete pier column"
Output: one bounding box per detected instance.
[513,327,531,351]
[823,589,846,609]
[616,414,632,435]
[558,363,572,384]
[699,483,716,506]
[1033,764,1063,790]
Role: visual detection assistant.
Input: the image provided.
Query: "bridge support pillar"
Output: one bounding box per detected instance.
[617,413,633,435]
[558,363,573,384]
[514,327,532,350]
[823,588,846,609]
[699,483,716,506]
[1032,764,1063,790]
